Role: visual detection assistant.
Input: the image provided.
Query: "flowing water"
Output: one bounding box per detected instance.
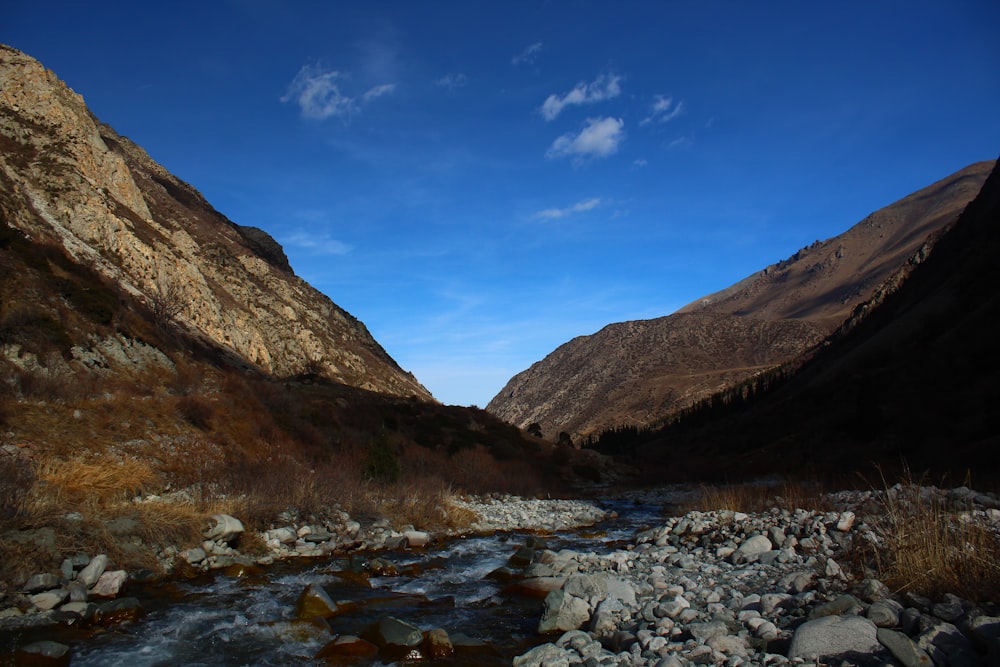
[22,500,669,666]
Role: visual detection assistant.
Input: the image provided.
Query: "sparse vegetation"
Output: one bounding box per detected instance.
[680,479,828,514]
[856,472,1000,603]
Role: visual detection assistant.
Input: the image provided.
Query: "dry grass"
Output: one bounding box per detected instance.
[33,456,158,509]
[681,479,828,514]
[860,478,1000,602]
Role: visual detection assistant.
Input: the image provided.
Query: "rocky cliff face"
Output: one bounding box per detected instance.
[487,161,993,440]
[0,44,430,399]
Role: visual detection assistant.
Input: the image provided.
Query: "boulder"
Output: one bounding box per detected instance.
[90,570,128,598]
[13,640,70,667]
[513,642,573,667]
[294,583,341,619]
[76,554,109,588]
[95,597,144,625]
[315,635,379,660]
[204,514,244,544]
[361,615,424,650]
[29,590,68,611]
[538,589,591,634]
[22,573,60,594]
[402,530,431,547]
[422,627,454,659]
[732,534,772,563]
[788,614,881,661]
[877,628,934,667]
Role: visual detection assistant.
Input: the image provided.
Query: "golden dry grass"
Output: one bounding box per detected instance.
[862,480,1000,602]
[682,479,828,514]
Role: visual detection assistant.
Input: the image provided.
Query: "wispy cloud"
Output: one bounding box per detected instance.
[546,117,625,161]
[283,230,353,255]
[540,73,621,121]
[433,73,469,92]
[633,158,648,168]
[512,41,543,66]
[281,63,395,120]
[532,197,602,221]
[640,95,685,125]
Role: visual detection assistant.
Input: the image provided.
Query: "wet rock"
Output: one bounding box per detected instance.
[58,601,97,622]
[361,615,424,650]
[95,597,144,625]
[788,614,880,661]
[366,557,399,577]
[507,546,536,568]
[13,640,70,667]
[315,634,379,660]
[422,627,454,659]
[506,576,565,598]
[295,583,342,619]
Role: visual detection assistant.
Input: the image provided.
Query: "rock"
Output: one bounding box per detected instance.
[366,557,399,577]
[266,527,297,544]
[66,581,88,602]
[361,615,424,650]
[402,530,431,547]
[422,627,454,659]
[513,642,573,667]
[506,577,565,598]
[29,590,69,611]
[295,583,341,619]
[659,594,691,618]
[931,594,967,623]
[877,628,934,667]
[858,577,891,603]
[708,633,748,656]
[90,570,128,598]
[538,589,591,634]
[916,619,978,667]
[315,635,379,661]
[690,619,730,642]
[809,593,864,618]
[181,547,206,564]
[95,597,144,625]
[788,614,881,661]
[733,534,772,563]
[23,573,61,594]
[13,640,70,667]
[58,601,97,621]
[204,514,244,544]
[868,599,902,627]
[508,546,536,568]
[835,511,856,531]
[76,554,109,588]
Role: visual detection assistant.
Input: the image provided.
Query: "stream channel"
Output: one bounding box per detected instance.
[58,499,666,666]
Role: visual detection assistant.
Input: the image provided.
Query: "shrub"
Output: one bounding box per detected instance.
[0,455,35,527]
[177,395,214,430]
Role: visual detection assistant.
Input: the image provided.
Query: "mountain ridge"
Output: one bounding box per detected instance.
[0,44,429,400]
[487,160,994,440]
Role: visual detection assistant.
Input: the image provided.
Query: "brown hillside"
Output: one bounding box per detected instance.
[487,161,993,440]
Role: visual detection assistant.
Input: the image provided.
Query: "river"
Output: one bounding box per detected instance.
[60,499,667,666]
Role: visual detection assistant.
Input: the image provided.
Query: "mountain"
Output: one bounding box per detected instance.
[0,44,428,400]
[625,156,1000,482]
[487,161,994,441]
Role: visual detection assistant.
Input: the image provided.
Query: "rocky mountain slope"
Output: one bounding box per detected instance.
[0,44,429,399]
[629,156,1000,481]
[487,161,993,440]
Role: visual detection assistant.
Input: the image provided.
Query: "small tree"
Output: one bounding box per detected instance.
[526,422,543,438]
[150,268,184,328]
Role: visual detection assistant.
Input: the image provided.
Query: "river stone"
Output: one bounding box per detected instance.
[77,554,109,588]
[513,642,573,667]
[361,615,424,649]
[58,601,97,621]
[538,589,591,634]
[204,514,244,544]
[788,614,880,661]
[809,593,864,618]
[916,619,978,667]
[508,546,535,568]
[14,640,70,667]
[23,573,60,594]
[315,635,378,660]
[367,557,399,577]
[95,597,144,625]
[868,599,903,627]
[877,628,934,667]
[506,576,565,598]
[402,530,431,547]
[30,590,69,611]
[295,583,341,619]
[733,535,772,563]
[91,570,128,598]
[422,627,454,659]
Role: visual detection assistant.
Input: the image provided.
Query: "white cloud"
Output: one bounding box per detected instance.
[540,73,621,121]
[281,63,395,120]
[512,41,543,65]
[641,95,685,125]
[284,230,353,255]
[633,158,648,168]
[533,197,602,220]
[434,73,469,92]
[546,117,625,161]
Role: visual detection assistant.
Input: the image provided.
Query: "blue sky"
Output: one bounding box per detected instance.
[5,1,1000,407]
